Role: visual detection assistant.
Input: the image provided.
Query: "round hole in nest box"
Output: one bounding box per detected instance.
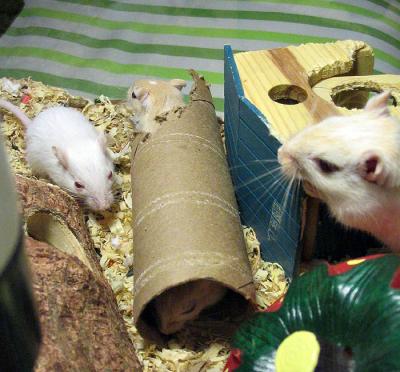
[268,84,308,105]
[332,88,397,110]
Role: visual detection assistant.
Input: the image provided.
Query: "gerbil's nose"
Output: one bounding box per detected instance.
[99,199,112,211]
[277,146,295,165]
[277,146,287,163]
[89,196,113,211]
[277,145,300,180]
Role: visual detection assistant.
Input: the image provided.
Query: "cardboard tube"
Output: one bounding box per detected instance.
[131,70,256,341]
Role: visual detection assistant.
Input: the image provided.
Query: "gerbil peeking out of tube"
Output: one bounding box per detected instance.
[127,78,187,133]
[278,91,400,253]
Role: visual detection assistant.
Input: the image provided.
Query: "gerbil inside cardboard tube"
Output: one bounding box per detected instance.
[131,70,256,343]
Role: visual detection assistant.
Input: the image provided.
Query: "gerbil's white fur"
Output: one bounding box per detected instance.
[278,91,400,252]
[127,78,186,133]
[0,99,114,211]
[154,279,226,335]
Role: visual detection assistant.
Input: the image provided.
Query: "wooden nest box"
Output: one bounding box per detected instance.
[224,40,400,277]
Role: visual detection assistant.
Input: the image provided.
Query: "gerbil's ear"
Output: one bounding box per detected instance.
[169,79,186,91]
[364,91,391,117]
[52,146,69,170]
[358,151,388,186]
[135,89,150,109]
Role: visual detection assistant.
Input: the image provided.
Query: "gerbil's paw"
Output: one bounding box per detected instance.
[130,115,139,125]
[131,116,148,133]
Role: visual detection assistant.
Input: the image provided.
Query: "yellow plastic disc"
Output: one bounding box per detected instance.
[275,331,320,372]
[347,258,366,266]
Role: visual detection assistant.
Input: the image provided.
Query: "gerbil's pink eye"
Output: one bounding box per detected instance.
[74,181,85,189]
[108,171,113,180]
[313,158,340,174]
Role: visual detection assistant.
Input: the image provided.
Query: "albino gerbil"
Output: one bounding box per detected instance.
[127,78,186,133]
[0,99,114,211]
[153,279,227,335]
[278,91,400,253]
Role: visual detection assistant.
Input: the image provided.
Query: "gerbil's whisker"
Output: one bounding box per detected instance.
[239,179,273,199]
[229,159,279,171]
[234,166,282,191]
[281,175,295,214]
[64,189,82,202]
[259,175,286,202]
[238,165,282,182]
[258,173,286,199]
[252,173,287,216]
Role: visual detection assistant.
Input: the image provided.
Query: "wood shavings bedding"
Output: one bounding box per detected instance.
[0,77,289,371]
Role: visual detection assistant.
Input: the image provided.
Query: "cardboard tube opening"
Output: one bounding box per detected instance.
[138,281,253,341]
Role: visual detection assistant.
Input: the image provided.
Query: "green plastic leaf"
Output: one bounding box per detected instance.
[233,255,400,372]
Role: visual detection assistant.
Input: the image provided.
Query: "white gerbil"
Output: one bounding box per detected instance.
[0,99,114,211]
[278,91,400,253]
[127,78,186,133]
[153,279,227,335]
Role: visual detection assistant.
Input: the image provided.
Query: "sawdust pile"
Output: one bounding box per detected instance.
[0,77,288,371]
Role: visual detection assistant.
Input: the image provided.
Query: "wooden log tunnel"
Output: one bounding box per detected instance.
[16,175,141,372]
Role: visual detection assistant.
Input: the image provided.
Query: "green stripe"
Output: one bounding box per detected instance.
[0,68,126,97]
[366,0,400,16]
[18,8,400,69]
[374,49,400,69]
[7,26,223,60]
[0,30,393,75]
[7,26,400,70]
[0,68,225,112]
[0,46,223,84]
[231,0,399,31]
[18,8,335,44]
[53,0,400,48]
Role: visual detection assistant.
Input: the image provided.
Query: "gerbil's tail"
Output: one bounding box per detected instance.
[0,98,31,127]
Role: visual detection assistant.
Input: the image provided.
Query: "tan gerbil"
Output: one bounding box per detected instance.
[127,78,186,133]
[153,279,227,335]
[278,91,400,253]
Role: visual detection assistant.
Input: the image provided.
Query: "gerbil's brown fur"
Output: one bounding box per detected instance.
[127,78,186,133]
[153,279,226,335]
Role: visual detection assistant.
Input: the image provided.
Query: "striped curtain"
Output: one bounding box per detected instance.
[0,0,399,114]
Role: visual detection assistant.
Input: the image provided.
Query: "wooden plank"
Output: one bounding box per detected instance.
[234,40,374,142]
[313,74,400,119]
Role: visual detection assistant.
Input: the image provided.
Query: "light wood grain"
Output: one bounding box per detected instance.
[234,40,374,142]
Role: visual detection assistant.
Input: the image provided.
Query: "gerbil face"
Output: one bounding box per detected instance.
[278,91,400,221]
[53,134,115,211]
[154,280,226,335]
[127,78,186,119]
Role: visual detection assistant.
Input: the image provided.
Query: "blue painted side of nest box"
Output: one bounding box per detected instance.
[224,45,302,278]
